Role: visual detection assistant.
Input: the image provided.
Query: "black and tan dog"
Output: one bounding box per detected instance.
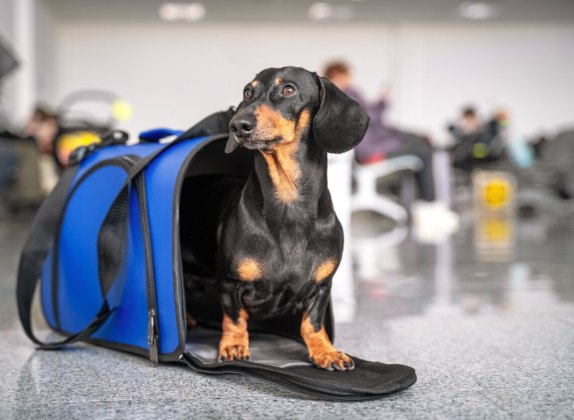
[183,66,369,371]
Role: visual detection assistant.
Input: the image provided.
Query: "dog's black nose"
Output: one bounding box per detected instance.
[230,119,254,138]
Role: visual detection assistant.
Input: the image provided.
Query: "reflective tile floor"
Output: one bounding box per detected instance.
[0,211,573,419]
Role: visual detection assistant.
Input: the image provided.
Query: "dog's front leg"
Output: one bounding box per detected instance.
[217,290,251,362]
[301,285,354,371]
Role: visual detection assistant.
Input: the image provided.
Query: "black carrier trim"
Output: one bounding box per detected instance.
[168,133,230,363]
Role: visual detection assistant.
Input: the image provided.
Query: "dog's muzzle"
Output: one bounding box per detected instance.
[230,118,254,139]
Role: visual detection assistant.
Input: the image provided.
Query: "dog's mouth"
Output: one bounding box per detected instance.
[234,134,283,152]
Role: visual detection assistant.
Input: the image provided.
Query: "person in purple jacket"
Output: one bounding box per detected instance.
[324,61,458,234]
[324,61,435,201]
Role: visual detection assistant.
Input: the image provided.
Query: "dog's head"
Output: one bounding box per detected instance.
[226,66,370,154]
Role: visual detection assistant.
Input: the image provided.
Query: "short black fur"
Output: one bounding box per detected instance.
[181,66,369,371]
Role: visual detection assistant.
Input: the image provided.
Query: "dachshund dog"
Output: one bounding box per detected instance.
[183,66,369,371]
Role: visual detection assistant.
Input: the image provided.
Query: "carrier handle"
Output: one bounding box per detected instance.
[16,108,235,352]
[138,128,183,143]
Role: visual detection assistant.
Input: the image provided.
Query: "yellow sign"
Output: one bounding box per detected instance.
[482,179,510,209]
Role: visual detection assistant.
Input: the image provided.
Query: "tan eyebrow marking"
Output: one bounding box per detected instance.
[275,77,282,85]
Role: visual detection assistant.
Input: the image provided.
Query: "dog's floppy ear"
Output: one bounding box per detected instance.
[225,134,239,154]
[312,75,370,154]
[225,106,240,153]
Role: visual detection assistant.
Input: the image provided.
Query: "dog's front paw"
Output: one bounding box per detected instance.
[218,340,251,362]
[310,351,354,371]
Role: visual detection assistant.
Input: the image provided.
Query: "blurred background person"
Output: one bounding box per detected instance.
[23,106,59,157]
[0,105,60,217]
[460,106,482,135]
[22,106,60,192]
[449,105,510,172]
[324,60,458,231]
[0,139,18,215]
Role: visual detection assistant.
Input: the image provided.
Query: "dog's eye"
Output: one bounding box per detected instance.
[243,88,254,101]
[281,85,296,97]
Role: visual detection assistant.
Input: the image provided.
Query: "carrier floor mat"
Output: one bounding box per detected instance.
[183,327,417,401]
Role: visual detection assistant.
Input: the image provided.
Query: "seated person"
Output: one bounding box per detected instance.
[23,106,60,191]
[0,140,18,199]
[24,106,59,157]
[449,106,506,171]
[324,61,458,230]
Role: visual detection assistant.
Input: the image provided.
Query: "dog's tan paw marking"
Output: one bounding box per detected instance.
[218,309,250,362]
[309,350,354,371]
[218,341,251,362]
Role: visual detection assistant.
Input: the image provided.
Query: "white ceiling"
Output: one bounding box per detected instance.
[43,0,574,23]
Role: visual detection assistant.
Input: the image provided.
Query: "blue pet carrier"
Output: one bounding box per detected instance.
[17,110,416,401]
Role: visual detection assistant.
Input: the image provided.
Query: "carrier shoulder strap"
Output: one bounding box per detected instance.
[16,108,235,351]
[16,166,101,349]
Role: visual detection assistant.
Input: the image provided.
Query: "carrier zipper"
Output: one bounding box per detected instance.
[117,154,160,365]
[147,309,159,365]
[134,170,161,365]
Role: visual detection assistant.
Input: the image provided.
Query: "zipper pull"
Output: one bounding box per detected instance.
[147,309,159,365]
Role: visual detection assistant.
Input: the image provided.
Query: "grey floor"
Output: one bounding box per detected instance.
[0,210,573,419]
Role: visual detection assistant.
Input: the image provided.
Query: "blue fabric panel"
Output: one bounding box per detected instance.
[57,165,129,334]
[42,136,207,356]
[143,137,204,354]
[40,143,163,336]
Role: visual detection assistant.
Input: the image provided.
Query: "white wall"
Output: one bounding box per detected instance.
[53,22,393,135]
[0,0,57,126]
[0,0,18,125]
[0,0,16,44]
[390,24,574,141]
[34,0,57,104]
[51,21,574,141]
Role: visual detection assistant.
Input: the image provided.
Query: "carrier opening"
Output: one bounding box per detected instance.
[176,137,327,366]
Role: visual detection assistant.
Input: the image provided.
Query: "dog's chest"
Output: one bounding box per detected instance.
[238,255,322,318]
[230,224,342,318]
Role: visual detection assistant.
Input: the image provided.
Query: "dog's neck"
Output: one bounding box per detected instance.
[242,135,331,223]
